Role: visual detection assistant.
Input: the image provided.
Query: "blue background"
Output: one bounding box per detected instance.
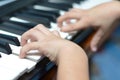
[91,26,120,80]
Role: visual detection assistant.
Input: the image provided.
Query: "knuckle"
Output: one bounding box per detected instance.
[66,13,71,17]
[36,24,43,27]
[64,12,69,16]
[35,24,44,29]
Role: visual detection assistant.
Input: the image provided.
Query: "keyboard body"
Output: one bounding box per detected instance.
[0,0,112,80]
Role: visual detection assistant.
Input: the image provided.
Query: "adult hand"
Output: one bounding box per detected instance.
[20,24,63,61]
[57,1,120,52]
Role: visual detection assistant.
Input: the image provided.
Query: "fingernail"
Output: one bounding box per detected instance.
[92,47,97,52]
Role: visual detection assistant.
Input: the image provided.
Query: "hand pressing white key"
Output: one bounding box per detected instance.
[19,24,89,80]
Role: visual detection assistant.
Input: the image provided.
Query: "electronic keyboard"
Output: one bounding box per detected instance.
[0,0,112,80]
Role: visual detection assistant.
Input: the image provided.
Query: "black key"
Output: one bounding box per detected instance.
[22,9,57,22]
[36,2,72,11]
[0,40,12,55]
[2,21,28,32]
[48,0,82,3]
[48,1,73,6]
[39,1,73,8]
[14,13,51,28]
[0,54,1,58]
[28,6,60,17]
[3,16,37,28]
[41,0,74,5]
[47,0,85,8]
[7,20,36,29]
[0,33,20,46]
[0,24,25,35]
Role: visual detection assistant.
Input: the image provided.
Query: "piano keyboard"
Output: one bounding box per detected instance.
[0,0,112,80]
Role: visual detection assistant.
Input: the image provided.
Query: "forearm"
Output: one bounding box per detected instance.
[113,1,120,19]
[103,1,120,19]
[57,42,89,80]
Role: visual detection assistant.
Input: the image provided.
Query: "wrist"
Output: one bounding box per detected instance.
[111,1,120,19]
[57,41,88,65]
[56,41,89,80]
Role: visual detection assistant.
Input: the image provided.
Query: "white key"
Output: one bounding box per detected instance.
[0,65,24,80]
[0,52,36,80]
[33,5,58,11]
[10,44,42,62]
[10,17,30,23]
[0,53,36,71]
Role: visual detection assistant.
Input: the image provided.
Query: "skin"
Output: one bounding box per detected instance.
[57,1,120,52]
[19,24,89,80]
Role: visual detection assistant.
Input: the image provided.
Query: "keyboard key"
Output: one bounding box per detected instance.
[0,52,36,80]
[36,2,72,11]
[6,20,36,29]
[0,40,12,55]
[0,33,20,46]
[28,6,60,17]
[14,13,51,28]
[0,23,25,35]
[10,44,42,62]
[22,9,57,22]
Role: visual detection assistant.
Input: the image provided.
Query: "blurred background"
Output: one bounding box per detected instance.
[91,25,120,80]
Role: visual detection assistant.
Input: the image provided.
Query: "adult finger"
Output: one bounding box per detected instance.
[57,12,81,27]
[69,8,82,13]
[90,28,105,52]
[34,24,51,35]
[19,42,42,58]
[60,18,91,32]
[21,28,44,46]
[52,30,61,37]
